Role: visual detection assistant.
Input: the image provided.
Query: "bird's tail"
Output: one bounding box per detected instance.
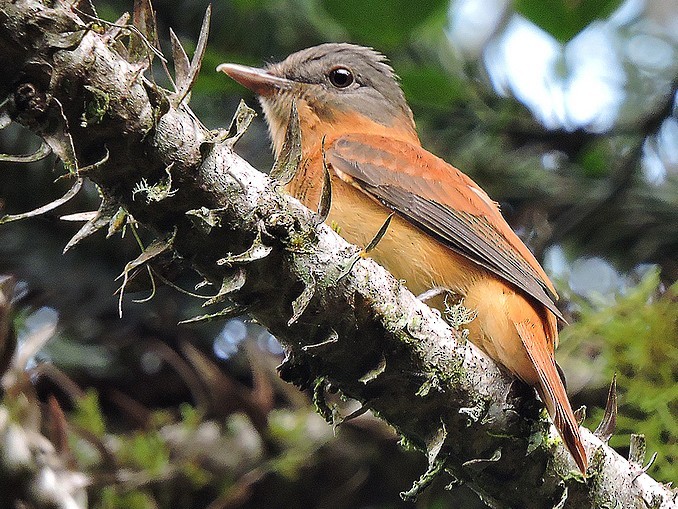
[515,320,588,473]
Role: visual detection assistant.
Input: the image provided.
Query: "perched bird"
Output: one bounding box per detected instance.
[218,43,588,472]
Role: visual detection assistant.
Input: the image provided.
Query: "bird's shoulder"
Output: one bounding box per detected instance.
[322,132,563,319]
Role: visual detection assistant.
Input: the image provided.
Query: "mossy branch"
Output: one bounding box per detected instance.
[0,0,675,507]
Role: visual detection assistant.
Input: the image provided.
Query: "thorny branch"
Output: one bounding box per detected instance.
[0,0,675,507]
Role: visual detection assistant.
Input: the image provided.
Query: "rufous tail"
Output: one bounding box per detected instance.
[515,321,588,473]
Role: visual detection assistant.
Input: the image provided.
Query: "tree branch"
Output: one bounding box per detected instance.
[0,0,675,507]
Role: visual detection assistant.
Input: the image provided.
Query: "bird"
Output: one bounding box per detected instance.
[217,43,588,473]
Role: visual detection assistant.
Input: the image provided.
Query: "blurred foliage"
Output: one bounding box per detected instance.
[0,0,677,507]
[322,0,448,49]
[515,0,623,42]
[564,270,678,481]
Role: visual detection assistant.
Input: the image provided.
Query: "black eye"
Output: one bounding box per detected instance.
[328,67,354,88]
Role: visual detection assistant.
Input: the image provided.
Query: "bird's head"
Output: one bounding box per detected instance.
[218,43,418,157]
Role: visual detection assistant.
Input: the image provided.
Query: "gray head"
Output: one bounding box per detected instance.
[218,43,417,155]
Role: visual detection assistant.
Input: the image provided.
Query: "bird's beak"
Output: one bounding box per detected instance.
[217,63,293,96]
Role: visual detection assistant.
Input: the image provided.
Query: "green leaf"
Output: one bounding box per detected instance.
[323,0,448,48]
[399,66,468,107]
[515,0,623,43]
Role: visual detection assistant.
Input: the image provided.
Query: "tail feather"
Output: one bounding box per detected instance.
[515,320,588,473]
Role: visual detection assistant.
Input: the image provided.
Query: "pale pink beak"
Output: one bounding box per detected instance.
[217,63,293,96]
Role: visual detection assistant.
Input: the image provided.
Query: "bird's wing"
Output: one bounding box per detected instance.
[326,133,564,321]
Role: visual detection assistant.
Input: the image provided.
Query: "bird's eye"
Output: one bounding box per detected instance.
[328,67,354,88]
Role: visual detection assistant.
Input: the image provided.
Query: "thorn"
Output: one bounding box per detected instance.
[73,0,99,19]
[73,146,109,176]
[202,269,247,307]
[116,232,175,317]
[643,452,658,473]
[426,422,448,467]
[400,457,446,502]
[169,27,189,92]
[178,303,249,325]
[574,405,586,426]
[0,178,83,225]
[175,5,211,106]
[462,448,502,472]
[46,396,70,457]
[214,100,256,147]
[315,136,332,225]
[332,245,365,285]
[102,12,130,41]
[552,486,569,509]
[288,274,316,326]
[358,354,386,384]
[0,140,51,163]
[633,452,658,482]
[628,433,646,468]
[63,199,116,254]
[185,206,226,234]
[334,404,369,428]
[115,233,174,282]
[51,97,80,173]
[594,374,617,442]
[363,213,394,254]
[129,0,164,63]
[302,329,338,352]
[270,99,301,185]
[217,227,272,267]
[332,405,370,430]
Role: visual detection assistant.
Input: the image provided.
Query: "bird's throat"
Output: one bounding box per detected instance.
[262,96,421,161]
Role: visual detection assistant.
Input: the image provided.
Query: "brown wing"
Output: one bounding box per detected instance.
[326,134,564,321]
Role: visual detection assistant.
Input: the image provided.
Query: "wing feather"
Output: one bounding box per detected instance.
[326,134,564,321]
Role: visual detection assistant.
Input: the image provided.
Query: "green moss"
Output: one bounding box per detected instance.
[312,377,333,423]
[71,389,106,438]
[96,487,155,509]
[562,270,678,482]
[399,435,418,452]
[118,431,171,476]
[82,85,110,127]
